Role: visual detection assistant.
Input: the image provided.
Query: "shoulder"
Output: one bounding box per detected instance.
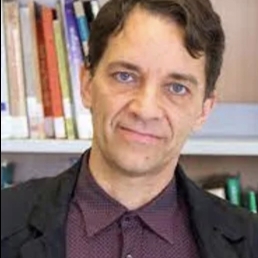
[193,181,258,244]
[1,157,82,241]
[205,188,258,232]
[177,168,258,246]
[1,177,51,240]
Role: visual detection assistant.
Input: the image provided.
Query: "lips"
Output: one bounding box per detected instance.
[118,126,162,144]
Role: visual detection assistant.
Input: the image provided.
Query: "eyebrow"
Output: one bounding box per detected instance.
[107,61,141,72]
[168,72,198,86]
[107,61,199,86]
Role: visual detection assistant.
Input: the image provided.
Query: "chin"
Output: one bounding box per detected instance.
[109,147,165,177]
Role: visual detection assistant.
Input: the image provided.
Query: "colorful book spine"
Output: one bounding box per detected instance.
[1,161,14,189]
[53,18,76,139]
[63,0,93,139]
[247,190,257,214]
[73,0,90,59]
[41,6,66,139]
[28,1,46,138]
[36,14,55,138]
[1,0,11,139]
[4,0,29,139]
[226,176,241,206]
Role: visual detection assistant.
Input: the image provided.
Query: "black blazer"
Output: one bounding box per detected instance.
[1,154,258,258]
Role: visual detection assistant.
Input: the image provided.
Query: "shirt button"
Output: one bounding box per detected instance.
[121,215,133,227]
[126,254,133,258]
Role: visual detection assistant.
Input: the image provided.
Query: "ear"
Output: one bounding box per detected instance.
[192,91,217,132]
[80,65,93,109]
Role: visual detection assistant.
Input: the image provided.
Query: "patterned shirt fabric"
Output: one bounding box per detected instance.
[66,152,200,258]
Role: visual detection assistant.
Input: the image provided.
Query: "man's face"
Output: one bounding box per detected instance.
[82,7,215,176]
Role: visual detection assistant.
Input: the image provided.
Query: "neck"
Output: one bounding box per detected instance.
[88,147,178,210]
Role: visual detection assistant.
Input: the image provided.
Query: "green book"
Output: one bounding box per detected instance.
[247,190,257,214]
[1,161,14,189]
[226,176,241,206]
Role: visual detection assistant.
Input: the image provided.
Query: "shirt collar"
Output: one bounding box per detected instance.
[74,152,182,244]
[74,152,127,237]
[136,174,179,245]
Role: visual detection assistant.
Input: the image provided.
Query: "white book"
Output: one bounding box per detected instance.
[4,1,29,139]
[90,0,100,18]
[207,188,226,200]
[20,6,45,139]
[1,0,11,139]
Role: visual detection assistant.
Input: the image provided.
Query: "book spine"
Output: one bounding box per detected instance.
[36,15,55,138]
[1,161,14,189]
[90,0,100,18]
[29,1,46,139]
[53,18,76,139]
[63,1,93,139]
[206,188,226,200]
[73,0,90,59]
[1,0,11,139]
[41,6,66,139]
[247,190,257,214]
[226,176,241,206]
[20,6,45,139]
[4,1,29,139]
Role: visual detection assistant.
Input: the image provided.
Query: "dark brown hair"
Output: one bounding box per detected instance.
[88,0,225,98]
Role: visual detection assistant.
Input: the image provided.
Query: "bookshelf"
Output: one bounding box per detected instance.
[1,137,258,156]
[1,0,258,188]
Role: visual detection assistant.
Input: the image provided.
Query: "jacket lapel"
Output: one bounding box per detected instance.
[19,158,82,258]
[189,207,245,258]
[176,166,247,258]
[20,237,49,258]
[19,227,65,258]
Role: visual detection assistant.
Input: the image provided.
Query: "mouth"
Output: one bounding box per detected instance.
[118,126,162,144]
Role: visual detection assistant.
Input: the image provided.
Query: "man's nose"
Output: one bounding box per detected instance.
[128,84,164,121]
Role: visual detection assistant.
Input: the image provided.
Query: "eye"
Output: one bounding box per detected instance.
[167,83,188,95]
[113,72,135,83]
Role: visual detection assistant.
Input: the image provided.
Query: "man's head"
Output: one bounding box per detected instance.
[88,0,225,98]
[81,0,225,177]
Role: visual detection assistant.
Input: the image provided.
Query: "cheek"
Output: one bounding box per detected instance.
[167,105,200,136]
[91,88,122,132]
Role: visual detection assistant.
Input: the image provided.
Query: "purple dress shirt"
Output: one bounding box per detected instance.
[66,153,200,258]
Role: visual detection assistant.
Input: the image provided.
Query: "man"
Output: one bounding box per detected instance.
[1,0,258,257]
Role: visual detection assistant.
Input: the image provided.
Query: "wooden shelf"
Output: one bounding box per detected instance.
[1,137,258,156]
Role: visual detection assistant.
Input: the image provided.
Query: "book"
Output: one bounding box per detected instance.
[226,175,242,206]
[62,0,93,139]
[41,5,66,138]
[201,174,228,200]
[246,190,257,214]
[90,0,100,18]
[20,5,45,139]
[28,1,46,138]
[1,0,11,139]
[1,161,14,189]
[36,8,55,138]
[73,0,90,60]
[4,0,29,139]
[53,17,76,139]
[81,0,94,26]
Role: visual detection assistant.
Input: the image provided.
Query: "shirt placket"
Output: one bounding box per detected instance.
[120,213,143,258]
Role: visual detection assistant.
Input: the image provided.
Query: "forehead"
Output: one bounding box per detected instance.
[99,7,205,82]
